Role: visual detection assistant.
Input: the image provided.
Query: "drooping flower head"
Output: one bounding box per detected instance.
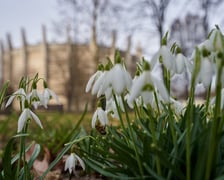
[128,61,169,107]
[91,105,109,129]
[41,81,60,108]
[17,100,43,132]
[85,63,104,93]
[64,153,85,174]
[151,32,175,73]
[97,52,132,97]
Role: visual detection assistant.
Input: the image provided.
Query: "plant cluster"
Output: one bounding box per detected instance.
[77,26,224,180]
[1,26,224,180]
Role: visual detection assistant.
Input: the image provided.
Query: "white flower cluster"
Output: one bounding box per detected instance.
[86,27,224,129]
[5,76,60,132]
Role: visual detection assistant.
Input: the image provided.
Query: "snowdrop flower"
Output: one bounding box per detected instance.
[5,88,26,108]
[64,153,85,174]
[85,64,104,93]
[91,71,108,96]
[175,53,192,74]
[196,57,215,88]
[18,107,43,132]
[151,45,175,73]
[91,107,109,128]
[197,39,213,52]
[128,62,169,107]
[109,63,132,94]
[106,95,124,120]
[208,28,224,51]
[41,87,60,108]
[98,63,132,97]
[28,88,42,109]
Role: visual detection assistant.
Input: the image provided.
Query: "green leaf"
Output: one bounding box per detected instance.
[19,144,41,179]
[1,138,16,180]
[41,104,87,179]
[0,81,9,108]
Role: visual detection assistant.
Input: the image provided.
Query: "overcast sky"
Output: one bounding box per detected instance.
[0,0,224,53]
[0,0,59,47]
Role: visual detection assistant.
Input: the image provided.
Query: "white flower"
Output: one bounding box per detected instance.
[106,95,124,120]
[85,70,103,93]
[197,39,213,52]
[91,71,108,95]
[64,153,85,174]
[128,70,169,106]
[91,107,109,128]
[28,89,42,109]
[175,53,192,74]
[98,63,132,96]
[151,45,175,72]
[197,57,215,88]
[209,28,224,51]
[18,108,43,132]
[5,88,26,108]
[41,88,60,108]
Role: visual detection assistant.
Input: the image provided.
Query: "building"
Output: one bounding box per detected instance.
[0,26,141,112]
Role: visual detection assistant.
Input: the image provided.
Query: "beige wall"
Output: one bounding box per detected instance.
[1,39,139,112]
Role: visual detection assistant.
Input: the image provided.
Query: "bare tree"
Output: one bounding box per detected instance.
[55,0,124,111]
[200,0,223,36]
[144,0,172,44]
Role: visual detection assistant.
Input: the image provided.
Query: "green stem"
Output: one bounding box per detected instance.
[205,84,212,115]
[186,70,196,180]
[205,61,222,180]
[113,93,125,130]
[133,101,141,120]
[16,122,29,179]
[121,95,144,179]
[162,65,171,95]
[153,91,161,115]
[147,109,162,176]
[167,104,178,179]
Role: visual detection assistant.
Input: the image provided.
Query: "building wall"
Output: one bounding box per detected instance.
[0,31,140,112]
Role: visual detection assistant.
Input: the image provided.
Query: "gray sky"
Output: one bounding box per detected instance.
[0,0,224,53]
[0,0,58,47]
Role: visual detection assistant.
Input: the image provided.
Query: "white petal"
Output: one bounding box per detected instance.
[5,95,15,108]
[128,72,146,104]
[74,154,85,170]
[48,89,60,103]
[30,110,43,129]
[200,59,213,88]
[150,51,160,68]
[111,65,124,94]
[65,154,76,174]
[141,91,154,105]
[18,109,29,132]
[92,72,106,95]
[198,39,213,51]
[91,110,98,128]
[98,108,108,126]
[85,72,98,93]
[99,71,112,96]
[160,46,175,71]
[151,75,169,102]
[175,54,186,74]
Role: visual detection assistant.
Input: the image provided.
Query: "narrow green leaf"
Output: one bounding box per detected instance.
[0,81,9,108]
[1,138,15,179]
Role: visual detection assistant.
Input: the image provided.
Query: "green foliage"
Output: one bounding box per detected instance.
[77,104,224,179]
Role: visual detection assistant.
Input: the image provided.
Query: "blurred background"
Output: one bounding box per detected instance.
[0,0,224,112]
